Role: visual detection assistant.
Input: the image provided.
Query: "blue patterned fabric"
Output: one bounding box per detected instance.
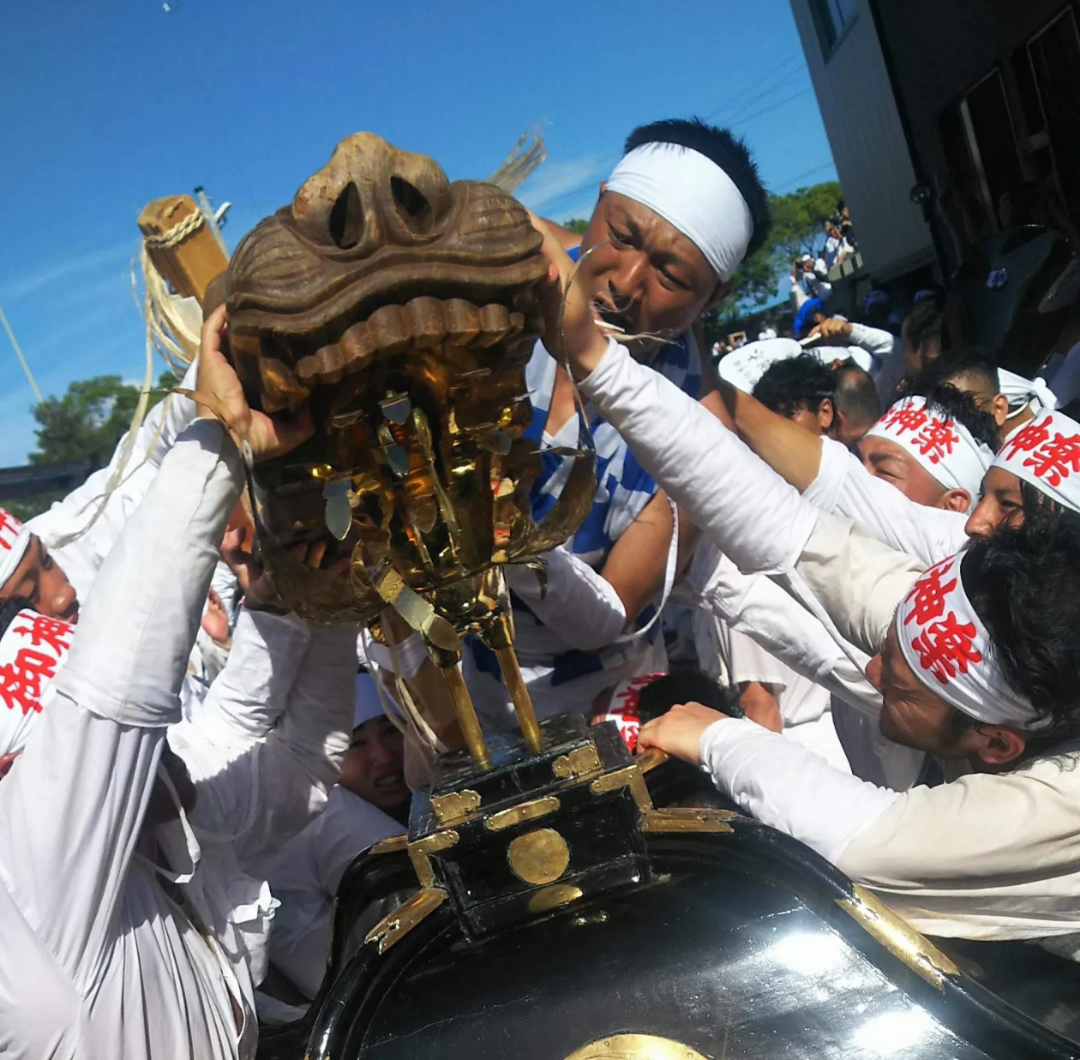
[524,339,701,568]
[465,246,704,709]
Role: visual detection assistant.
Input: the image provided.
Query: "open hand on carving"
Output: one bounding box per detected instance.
[196,304,315,461]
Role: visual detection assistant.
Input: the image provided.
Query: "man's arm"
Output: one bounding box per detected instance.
[721,381,824,492]
[802,438,969,568]
[0,417,243,986]
[175,615,360,879]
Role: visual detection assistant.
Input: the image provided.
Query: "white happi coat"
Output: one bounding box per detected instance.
[578,337,1080,951]
[266,785,402,1001]
[0,419,357,1059]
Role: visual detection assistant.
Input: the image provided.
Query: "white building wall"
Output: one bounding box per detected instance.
[789,0,935,281]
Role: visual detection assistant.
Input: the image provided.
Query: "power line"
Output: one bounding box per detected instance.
[702,52,803,121]
[714,69,809,126]
[774,161,837,193]
[728,86,815,129]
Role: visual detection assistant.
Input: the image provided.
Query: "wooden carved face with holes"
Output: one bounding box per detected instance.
[225,133,594,628]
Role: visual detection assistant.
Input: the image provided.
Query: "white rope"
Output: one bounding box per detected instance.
[143,207,205,249]
[47,243,206,548]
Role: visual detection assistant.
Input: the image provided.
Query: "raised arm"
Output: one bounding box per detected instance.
[0,306,311,986]
[0,415,242,984]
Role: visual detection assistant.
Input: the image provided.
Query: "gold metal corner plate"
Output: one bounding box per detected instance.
[837,884,960,990]
[485,795,561,832]
[408,829,460,888]
[639,808,736,834]
[369,833,409,856]
[635,748,670,774]
[431,789,482,827]
[563,1034,709,1059]
[364,887,448,954]
[552,744,603,782]
[590,765,654,812]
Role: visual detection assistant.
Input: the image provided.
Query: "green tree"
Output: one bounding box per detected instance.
[702,180,843,347]
[724,180,843,310]
[2,369,180,520]
[562,218,589,235]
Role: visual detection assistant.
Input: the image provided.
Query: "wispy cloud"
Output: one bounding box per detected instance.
[0,240,136,306]
[517,154,615,213]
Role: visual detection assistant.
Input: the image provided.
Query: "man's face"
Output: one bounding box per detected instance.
[866,623,958,753]
[867,623,1024,765]
[965,467,1024,539]
[578,191,725,351]
[0,535,78,623]
[858,436,946,507]
[339,716,408,812]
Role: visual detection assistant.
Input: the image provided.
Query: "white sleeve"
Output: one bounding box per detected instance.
[847,323,902,362]
[727,628,790,689]
[176,618,359,876]
[504,546,626,652]
[0,419,240,985]
[309,790,402,900]
[699,718,900,864]
[580,339,818,576]
[693,547,880,716]
[788,510,924,657]
[28,363,201,566]
[579,340,922,659]
[804,437,969,568]
[836,759,1080,938]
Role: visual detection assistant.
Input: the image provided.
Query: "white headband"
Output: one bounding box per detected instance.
[606,143,754,281]
[0,510,32,590]
[997,368,1057,419]
[993,409,1080,515]
[0,609,73,757]
[896,555,1039,728]
[597,672,666,753]
[867,397,993,497]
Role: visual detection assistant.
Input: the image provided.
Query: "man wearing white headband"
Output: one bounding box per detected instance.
[716,375,998,569]
[915,347,1055,447]
[530,233,1080,950]
[467,117,770,724]
[860,394,995,511]
[265,672,407,1005]
[0,508,79,623]
[0,308,374,1059]
[967,407,1080,538]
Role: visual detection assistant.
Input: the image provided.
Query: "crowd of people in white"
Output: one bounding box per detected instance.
[2,116,1080,1058]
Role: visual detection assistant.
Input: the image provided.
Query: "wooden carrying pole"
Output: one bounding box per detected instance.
[137,195,228,308]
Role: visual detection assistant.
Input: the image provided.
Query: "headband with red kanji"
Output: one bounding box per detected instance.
[0,509,32,591]
[867,397,993,497]
[992,409,1080,515]
[895,554,1039,728]
[0,609,73,757]
[597,672,666,753]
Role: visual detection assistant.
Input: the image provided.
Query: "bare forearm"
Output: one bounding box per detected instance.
[723,382,823,492]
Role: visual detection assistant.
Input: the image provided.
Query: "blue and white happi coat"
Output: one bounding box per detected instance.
[464,316,704,725]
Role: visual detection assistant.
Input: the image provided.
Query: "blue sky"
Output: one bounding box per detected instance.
[0,0,836,467]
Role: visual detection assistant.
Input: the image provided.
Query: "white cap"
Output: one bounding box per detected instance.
[354,672,384,729]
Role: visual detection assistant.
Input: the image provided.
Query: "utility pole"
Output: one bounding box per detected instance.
[0,306,43,404]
